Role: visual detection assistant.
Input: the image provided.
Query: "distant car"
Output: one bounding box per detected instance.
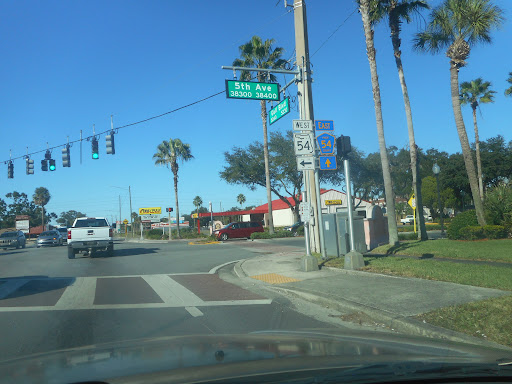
[37,230,64,247]
[57,227,68,244]
[400,215,415,225]
[214,222,264,241]
[0,230,26,250]
[284,222,303,236]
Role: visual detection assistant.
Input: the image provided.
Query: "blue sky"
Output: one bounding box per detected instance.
[1,0,511,223]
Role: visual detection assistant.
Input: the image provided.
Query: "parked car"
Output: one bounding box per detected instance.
[400,215,415,225]
[56,227,68,244]
[0,230,26,250]
[37,230,64,247]
[214,222,264,241]
[284,222,303,236]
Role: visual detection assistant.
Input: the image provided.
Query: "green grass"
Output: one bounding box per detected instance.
[417,295,512,347]
[370,239,512,263]
[363,256,512,291]
[313,253,344,269]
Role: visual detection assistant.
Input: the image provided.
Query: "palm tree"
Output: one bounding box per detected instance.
[505,72,512,96]
[367,0,429,241]
[153,139,193,238]
[237,193,246,209]
[233,36,287,234]
[460,78,496,199]
[414,0,503,226]
[32,187,51,231]
[193,196,202,226]
[359,0,399,245]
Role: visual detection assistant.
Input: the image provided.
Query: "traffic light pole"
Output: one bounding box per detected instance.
[129,186,133,238]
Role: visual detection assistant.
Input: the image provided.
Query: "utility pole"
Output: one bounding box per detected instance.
[119,195,122,236]
[129,186,133,238]
[294,0,319,270]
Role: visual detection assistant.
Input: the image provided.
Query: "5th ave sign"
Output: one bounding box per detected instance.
[225,80,280,101]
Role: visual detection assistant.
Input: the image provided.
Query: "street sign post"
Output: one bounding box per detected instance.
[140,214,160,222]
[292,119,313,132]
[269,97,290,125]
[315,120,334,132]
[225,80,280,101]
[296,156,315,171]
[408,194,417,233]
[293,132,315,156]
[299,202,312,223]
[316,133,336,155]
[319,155,337,170]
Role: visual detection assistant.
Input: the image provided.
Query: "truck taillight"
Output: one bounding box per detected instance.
[109,228,113,237]
[67,230,71,239]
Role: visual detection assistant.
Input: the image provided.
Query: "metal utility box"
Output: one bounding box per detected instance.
[321,211,367,257]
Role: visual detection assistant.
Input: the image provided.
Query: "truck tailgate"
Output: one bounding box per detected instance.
[69,228,110,242]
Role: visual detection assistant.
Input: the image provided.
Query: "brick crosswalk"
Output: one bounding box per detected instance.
[0,273,271,312]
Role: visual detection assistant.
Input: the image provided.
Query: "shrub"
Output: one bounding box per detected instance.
[251,232,272,239]
[483,225,508,240]
[485,183,512,228]
[447,210,478,240]
[250,230,294,239]
[177,228,208,239]
[398,232,417,241]
[461,226,485,241]
[144,229,165,240]
[296,225,305,236]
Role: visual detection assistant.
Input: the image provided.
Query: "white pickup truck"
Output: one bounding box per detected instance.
[67,217,114,259]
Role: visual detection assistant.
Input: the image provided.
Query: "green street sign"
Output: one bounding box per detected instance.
[225,80,280,101]
[269,97,290,125]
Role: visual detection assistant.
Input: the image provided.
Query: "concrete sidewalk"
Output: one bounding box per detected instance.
[232,251,509,346]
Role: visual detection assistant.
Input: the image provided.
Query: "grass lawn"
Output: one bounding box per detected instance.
[371,239,512,263]
[417,295,512,347]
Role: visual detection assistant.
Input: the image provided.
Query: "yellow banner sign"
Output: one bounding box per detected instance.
[139,207,162,215]
[325,200,342,206]
[191,213,198,219]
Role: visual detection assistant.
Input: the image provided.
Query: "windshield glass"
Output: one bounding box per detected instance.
[74,219,108,228]
[0,1,511,382]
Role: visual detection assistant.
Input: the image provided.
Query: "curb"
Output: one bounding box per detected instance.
[276,285,510,351]
[209,259,245,275]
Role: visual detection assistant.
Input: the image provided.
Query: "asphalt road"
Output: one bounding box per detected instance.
[0,237,349,362]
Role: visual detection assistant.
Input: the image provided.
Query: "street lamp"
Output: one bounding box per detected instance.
[432,163,445,236]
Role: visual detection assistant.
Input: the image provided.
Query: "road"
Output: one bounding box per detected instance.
[0,238,352,361]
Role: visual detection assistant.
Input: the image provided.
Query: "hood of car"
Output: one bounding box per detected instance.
[38,235,58,240]
[0,330,510,384]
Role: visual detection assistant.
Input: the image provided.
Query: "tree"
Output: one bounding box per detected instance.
[153,138,193,238]
[32,187,51,231]
[505,72,512,97]
[421,176,457,218]
[56,210,87,227]
[367,0,429,240]
[413,0,504,226]
[192,196,203,226]
[460,77,496,199]
[232,36,287,234]
[0,198,6,228]
[359,0,399,245]
[237,194,246,209]
[221,131,303,223]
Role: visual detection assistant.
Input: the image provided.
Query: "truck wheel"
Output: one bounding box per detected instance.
[67,247,75,259]
[107,245,114,257]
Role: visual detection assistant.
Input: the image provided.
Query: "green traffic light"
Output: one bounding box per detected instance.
[49,165,56,171]
[92,153,99,159]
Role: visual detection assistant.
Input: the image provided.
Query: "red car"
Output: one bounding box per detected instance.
[214,222,264,241]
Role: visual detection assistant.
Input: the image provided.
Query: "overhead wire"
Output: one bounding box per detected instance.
[311,7,358,58]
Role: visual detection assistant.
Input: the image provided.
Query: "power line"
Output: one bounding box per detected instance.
[311,8,358,58]
[3,90,224,163]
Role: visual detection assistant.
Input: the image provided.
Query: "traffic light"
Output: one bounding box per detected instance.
[166,207,173,213]
[45,150,52,160]
[41,159,48,171]
[26,158,34,175]
[91,137,99,159]
[62,145,71,167]
[336,135,352,158]
[106,132,115,155]
[7,161,14,179]
[49,159,56,171]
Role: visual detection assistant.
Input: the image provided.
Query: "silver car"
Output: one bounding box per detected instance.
[0,231,26,250]
[37,230,64,247]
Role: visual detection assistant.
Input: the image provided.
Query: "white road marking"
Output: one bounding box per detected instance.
[142,274,203,306]
[55,277,96,309]
[0,279,29,299]
[208,260,244,274]
[185,306,204,317]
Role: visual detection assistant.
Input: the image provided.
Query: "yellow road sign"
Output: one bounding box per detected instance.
[408,195,416,209]
[139,207,162,215]
[325,200,342,206]
[191,213,198,219]
[123,219,129,224]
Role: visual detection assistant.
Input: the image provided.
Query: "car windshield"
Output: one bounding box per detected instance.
[74,219,108,228]
[1,1,511,382]
[41,231,57,236]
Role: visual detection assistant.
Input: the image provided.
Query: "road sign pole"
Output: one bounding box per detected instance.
[168,211,172,241]
[302,186,311,256]
[344,158,356,251]
[129,186,133,238]
[314,169,327,260]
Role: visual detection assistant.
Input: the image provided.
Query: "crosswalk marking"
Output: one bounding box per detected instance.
[185,306,204,317]
[142,275,203,306]
[55,277,96,309]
